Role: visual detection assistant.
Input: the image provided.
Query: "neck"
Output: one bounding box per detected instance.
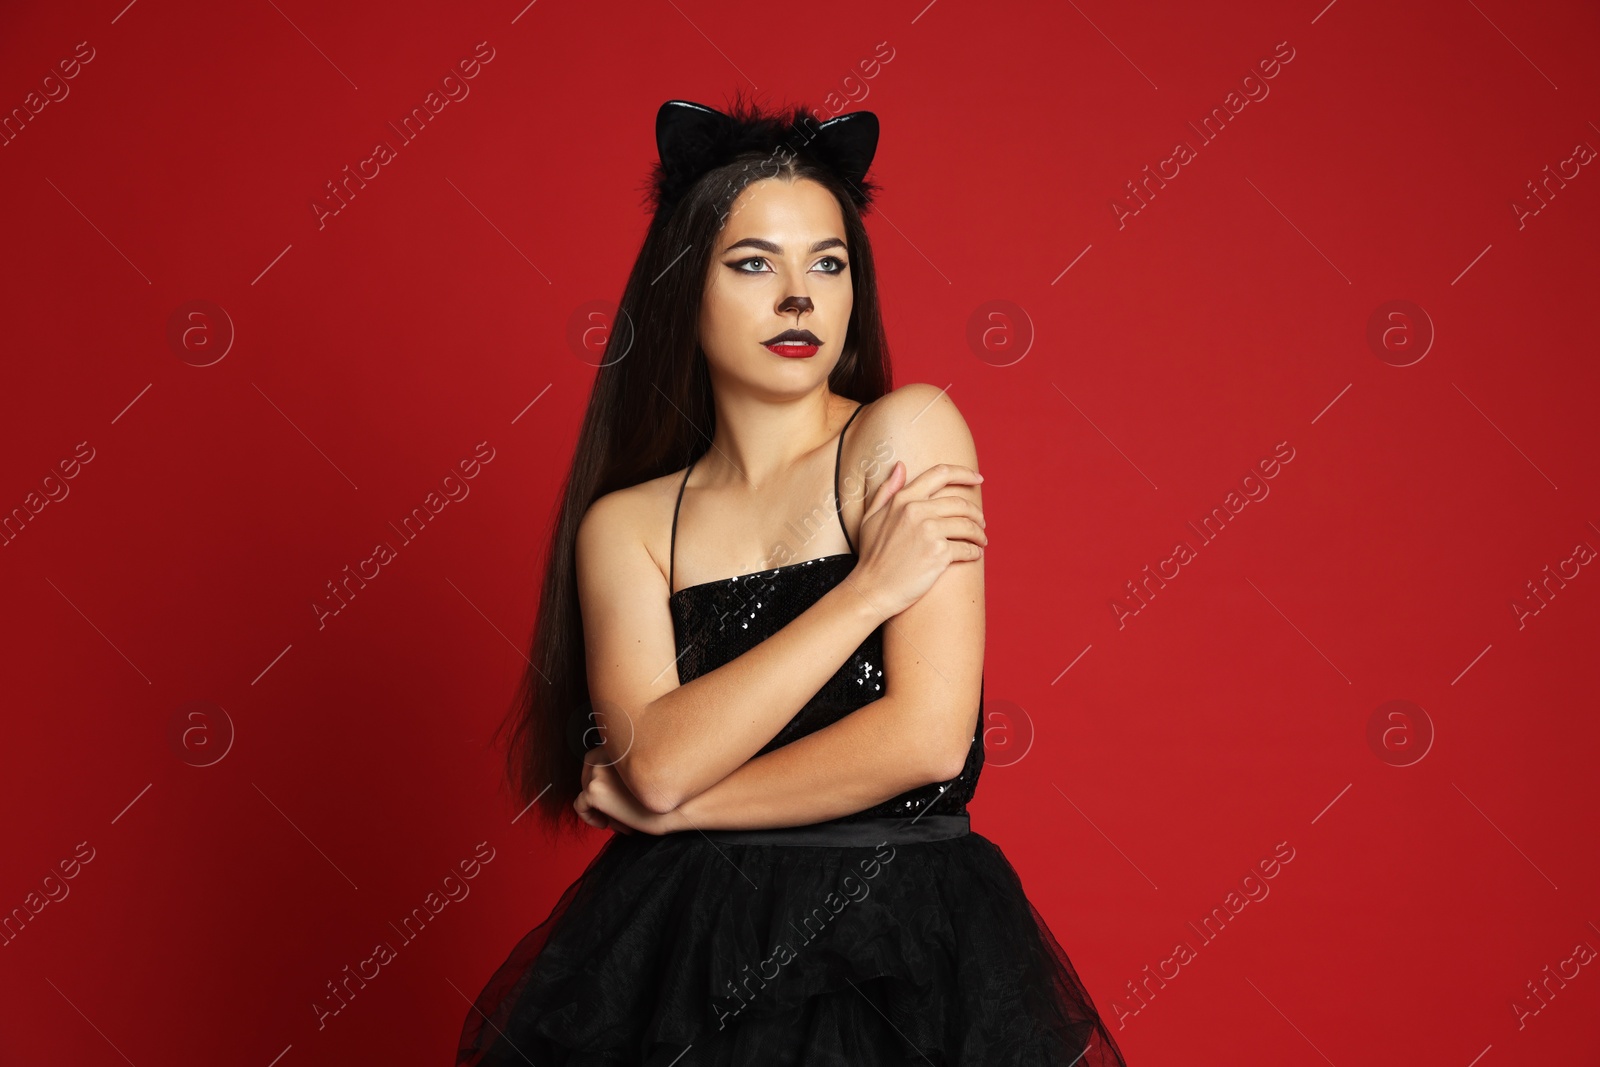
[696,387,848,490]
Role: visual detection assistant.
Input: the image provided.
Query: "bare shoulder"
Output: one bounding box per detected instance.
[836,384,981,548]
[576,469,687,588]
[852,383,980,483]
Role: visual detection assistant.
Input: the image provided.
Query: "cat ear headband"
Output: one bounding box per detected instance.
[647,97,880,219]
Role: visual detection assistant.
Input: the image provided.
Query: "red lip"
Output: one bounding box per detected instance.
[764,343,819,358]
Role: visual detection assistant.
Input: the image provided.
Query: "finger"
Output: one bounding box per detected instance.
[929,514,989,547]
[575,792,607,830]
[916,495,986,526]
[933,539,983,566]
[904,463,984,499]
[577,807,605,829]
[862,461,905,522]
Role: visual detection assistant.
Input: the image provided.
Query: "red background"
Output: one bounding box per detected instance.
[3,0,1597,1063]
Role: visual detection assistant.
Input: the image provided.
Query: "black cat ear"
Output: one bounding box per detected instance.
[656,100,731,172]
[647,98,881,216]
[814,110,879,188]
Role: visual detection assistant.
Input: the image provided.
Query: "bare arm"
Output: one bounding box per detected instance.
[666,384,988,830]
[669,681,976,831]
[576,490,898,815]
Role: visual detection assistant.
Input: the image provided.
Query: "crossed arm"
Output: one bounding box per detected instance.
[576,384,985,831]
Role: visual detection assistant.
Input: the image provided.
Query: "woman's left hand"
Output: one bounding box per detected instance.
[575,748,685,836]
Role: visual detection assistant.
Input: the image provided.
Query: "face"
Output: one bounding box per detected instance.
[697,177,854,389]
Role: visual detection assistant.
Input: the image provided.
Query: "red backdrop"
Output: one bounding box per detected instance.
[3,0,1597,1063]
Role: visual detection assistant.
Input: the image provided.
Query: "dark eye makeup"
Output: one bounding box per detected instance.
[727,255,848,275]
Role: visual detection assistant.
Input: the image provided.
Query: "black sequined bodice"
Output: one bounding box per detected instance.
[667,552,985,824]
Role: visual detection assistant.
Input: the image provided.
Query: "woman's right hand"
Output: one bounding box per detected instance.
[849,461,986,620]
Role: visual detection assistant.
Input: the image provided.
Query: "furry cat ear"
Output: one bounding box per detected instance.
[655,100,731,177]
[813,110,879,190]
[647,96,881,216]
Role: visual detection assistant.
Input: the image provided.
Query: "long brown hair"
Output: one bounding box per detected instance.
[496,95,895,843]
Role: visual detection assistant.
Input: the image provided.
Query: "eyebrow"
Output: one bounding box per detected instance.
[721,237,848,255]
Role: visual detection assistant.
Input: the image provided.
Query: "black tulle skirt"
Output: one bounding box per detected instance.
[458,816,1128,1066]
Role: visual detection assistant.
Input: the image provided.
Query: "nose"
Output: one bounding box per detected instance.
[777,294,813,316]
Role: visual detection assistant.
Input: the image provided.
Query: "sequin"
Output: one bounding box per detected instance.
[669,553,985,825]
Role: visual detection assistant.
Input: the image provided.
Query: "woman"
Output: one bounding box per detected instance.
[458,93,1128,1066]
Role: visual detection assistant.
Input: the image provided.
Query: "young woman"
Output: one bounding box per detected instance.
[458,94,1128,1066]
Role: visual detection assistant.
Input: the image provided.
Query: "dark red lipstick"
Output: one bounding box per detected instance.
[760,327,822,358]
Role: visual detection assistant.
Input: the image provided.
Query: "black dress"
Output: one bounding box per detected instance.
[458,403,1128,1066]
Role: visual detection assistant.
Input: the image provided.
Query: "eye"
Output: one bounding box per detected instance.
[726,256,849,274]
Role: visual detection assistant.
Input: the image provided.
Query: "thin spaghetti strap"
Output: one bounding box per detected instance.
[834,402,867,553]
[669,456,698,596]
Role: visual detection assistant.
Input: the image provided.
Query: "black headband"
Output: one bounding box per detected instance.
[647,98,880,219]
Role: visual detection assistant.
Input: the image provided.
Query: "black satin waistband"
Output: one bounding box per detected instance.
[694,813,970,847]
